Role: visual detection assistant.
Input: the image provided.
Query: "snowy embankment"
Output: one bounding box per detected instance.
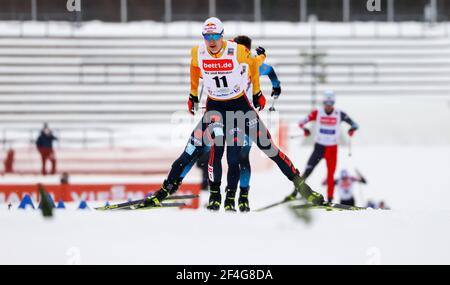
[1,94,450,264]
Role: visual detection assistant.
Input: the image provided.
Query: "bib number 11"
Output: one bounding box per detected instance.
[213,76,228,88]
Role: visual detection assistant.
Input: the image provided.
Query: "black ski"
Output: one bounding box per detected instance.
[291,202,368,211]
[124,202,186,210]
[95,194,199,211]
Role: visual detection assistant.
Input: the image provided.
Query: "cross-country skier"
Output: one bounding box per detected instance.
[287,90,359,203]
[177,35,282,212]
[323,169,367,206]
[136,35,276,212]
[143,17,324,210]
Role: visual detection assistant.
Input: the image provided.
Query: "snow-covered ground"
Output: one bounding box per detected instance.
[1,95,450,265]
[1,206,449,265]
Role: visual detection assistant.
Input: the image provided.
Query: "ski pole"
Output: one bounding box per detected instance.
[289,134,303,139]
[355,168,366,205]
[195,84,204,112]
[355,168,366,182]
[269,97,276,112]
[348,136,352,157]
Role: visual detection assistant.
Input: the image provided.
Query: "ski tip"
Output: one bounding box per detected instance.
[94,204,119,211]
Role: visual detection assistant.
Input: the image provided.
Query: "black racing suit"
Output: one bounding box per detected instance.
[206,94,298,190]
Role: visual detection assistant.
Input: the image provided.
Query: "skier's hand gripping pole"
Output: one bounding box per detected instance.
[269,98,276,112]
[269,86,281,112]
[253,91,266,111]
[187,94,199,115]
[348,135,352,157]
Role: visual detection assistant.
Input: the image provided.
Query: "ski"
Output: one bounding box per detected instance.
[95,194,199,211]
[291,202,368,211]
[124,202,186,210]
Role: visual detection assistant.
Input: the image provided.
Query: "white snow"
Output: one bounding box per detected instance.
[1,208,449,265]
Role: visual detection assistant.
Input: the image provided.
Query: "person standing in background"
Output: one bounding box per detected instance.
[36,123,58,175]
[4,148,15,173]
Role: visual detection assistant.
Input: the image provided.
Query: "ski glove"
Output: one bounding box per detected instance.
[271,86,281,99]
[348,127,357,137]
[256,46,266,56]
[253,91,266,111]
[303,128,311,137]
[188,94,199,115]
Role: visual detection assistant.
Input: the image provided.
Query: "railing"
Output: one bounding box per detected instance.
[2,18,449,39]
[78,62,186,84]
[1,127,115,150]
[0,0,449,23]
[287,62,379,83]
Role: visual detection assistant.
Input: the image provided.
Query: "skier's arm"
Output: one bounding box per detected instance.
[254,54,266,67]
[341,111,359,136]
[354,169,367,184]
[299,110,318,128]
[353,175,367,184]
[266,65,281,88]
[359,176,367,184]
[188,46,201,114]
[298,110,318,137]
[254,47,281,98]
[258,62,280,87]
[260,63,281,98]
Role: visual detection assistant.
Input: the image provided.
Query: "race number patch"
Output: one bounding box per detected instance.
[319,129,336,135]
[320,117,337,125]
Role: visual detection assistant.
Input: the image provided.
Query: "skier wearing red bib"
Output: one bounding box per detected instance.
[289,90,359,203]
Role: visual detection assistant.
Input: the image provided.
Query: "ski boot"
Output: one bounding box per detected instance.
[238,187,250,212]
[141,179,179,208]
[224,188,237,212]
[292,172,324,205]
[206,186,221,211]
[284,189,298,202]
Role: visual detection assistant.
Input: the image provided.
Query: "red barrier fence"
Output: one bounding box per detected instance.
[0,183,201,209]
